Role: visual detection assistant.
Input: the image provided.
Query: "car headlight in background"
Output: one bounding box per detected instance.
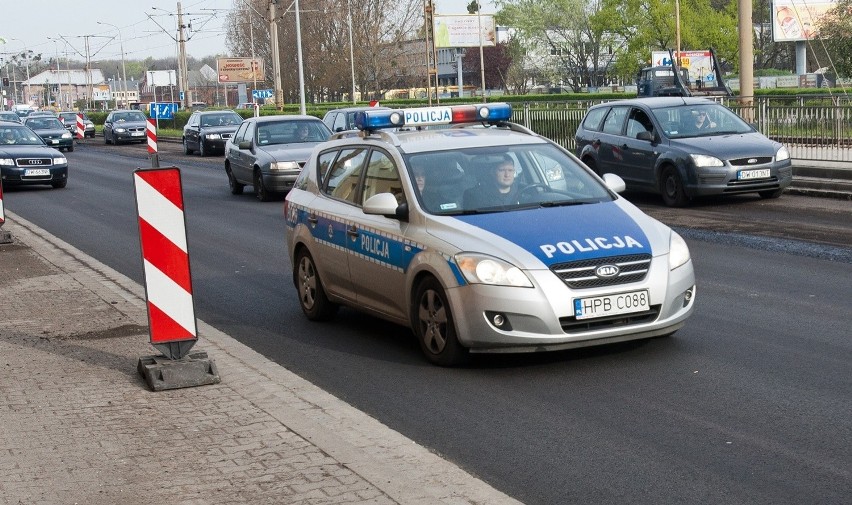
[776,146,790,161]
[689,154,724,167]
[669,231,691,270]
[114,128,127,133]
[53,156,67,164]
[0,158,14,166]
[455,253,533,287]
[61,132,72,139]
[269,161,300,171]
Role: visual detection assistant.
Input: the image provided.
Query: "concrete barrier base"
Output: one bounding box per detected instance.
[138,351,220,391]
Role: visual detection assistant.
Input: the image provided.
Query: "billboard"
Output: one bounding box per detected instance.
[651,50,719,87]
[433,15,496,48]
[772,0,836,42]
[217,58,264,83]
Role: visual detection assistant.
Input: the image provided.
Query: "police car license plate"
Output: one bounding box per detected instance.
[738,169,770,180]
[25,168,50,176]
[573,290,649,320]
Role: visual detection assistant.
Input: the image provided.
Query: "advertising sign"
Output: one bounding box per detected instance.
[651,50,718,87]
[772,0,836,42]
[433,15,496,48]
[217,58,265,83]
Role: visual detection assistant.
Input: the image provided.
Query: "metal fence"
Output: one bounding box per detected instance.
[512,97,852,162]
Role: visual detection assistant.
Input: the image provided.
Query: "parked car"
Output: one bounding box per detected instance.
[58,111,96,138]
[322,105,390,132]
[224,115,332,201]
[575,97,793,206]
[182,109,243,156]
[284,103,695,365]
[0,111,22,123]
[103,109,148,145]
[23,116,74,152]
[0,123,68,188]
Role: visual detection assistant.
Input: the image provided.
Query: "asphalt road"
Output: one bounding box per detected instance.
[4,139,851,504]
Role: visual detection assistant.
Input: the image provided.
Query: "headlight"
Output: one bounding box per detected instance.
[689,154,724,167]
[62,132,72,139]
[270,161,300,171]
[776,145,790,161]
[669,231,691,270]
[53,156,67,164]
[0,158,13,166]
[115,128,126,133]
[454,253,533,287]
[205,133,222,140]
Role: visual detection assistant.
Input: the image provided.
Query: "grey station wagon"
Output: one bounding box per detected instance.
[575,97,792,206]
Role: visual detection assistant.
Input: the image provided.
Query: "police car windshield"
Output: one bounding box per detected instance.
[406,144,612,215]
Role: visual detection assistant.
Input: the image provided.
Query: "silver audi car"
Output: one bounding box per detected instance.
[284,103,696,366]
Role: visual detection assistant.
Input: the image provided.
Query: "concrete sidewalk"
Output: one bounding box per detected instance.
[0,213,520,505]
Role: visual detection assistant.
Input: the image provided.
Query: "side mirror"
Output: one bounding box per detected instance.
[363,193,408,221]
[238,140,252,150]
[636,131,654,142]
[602,173,626,193]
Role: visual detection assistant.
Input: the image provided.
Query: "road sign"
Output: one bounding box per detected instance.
[252,89,273,99]
[150,102,178,120]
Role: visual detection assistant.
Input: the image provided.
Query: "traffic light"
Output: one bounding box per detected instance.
[2,77,8,87]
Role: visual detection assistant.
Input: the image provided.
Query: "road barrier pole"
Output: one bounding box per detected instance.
[75,113,85,141]
[147,118,159,168]
[0,178,11,244]
[133,167,218,391]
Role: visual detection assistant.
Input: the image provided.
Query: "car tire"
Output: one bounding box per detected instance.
[104,131,111,145]
[199,140,207,157]
[294,248,338,321]
[226,166,244,195]
[66,144,74,152]
[758,189,783,199]
[412,277,468,367]
[51,179,67,189]
[660,166,689,207]
[183,138,193,155]
[254,169,271,202]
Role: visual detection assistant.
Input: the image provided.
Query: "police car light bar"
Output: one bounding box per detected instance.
[354,103,513,131]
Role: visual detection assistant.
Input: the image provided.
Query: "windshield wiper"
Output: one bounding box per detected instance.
[538,200,594,208]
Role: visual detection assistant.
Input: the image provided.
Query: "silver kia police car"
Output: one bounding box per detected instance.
[284,103,696,366]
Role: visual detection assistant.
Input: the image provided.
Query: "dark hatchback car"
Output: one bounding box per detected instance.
[58,111,96,138]
[23,116,74,152]
[322,105,390,132]
[224,115,332,201]
[103,109,148,145]
[575,97,792,206]
[0,122,69,188]
[0,111,21,123]
[182,110,243,156]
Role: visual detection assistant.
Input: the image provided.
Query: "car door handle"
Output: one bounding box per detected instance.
[346,226,358,238]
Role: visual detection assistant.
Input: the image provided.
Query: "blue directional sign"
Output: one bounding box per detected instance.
[150,102,178,120]
[252,89,274,99]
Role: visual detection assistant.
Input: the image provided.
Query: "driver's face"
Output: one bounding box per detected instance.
[495,162,515,189]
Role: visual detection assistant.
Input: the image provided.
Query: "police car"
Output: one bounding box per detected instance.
[284,103,696,366]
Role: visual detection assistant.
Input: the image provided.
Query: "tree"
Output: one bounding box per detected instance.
[496,0,616,91]
[815,0,852,77]
[462,43,513,91]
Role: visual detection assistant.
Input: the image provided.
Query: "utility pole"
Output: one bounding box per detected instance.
[178,2,191,109]
[270,0,283,110]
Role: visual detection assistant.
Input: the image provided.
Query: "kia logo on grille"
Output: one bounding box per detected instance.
[596,265,620,278]
[28,159,44,165]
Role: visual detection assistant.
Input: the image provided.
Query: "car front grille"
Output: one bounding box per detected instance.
[15,157,54,167]
[729,156,773,166]
[550,253,652,289]
[559,306,661,333]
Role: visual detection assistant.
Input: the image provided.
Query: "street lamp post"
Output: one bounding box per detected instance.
[98,21,129,108]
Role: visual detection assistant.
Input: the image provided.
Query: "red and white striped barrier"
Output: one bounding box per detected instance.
[0,178,6,226]
[147,118,157,154]
[76,113,84,140]
[133,167,197,352]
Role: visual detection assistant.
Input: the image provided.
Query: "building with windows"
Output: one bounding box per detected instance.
[22,69,106,109]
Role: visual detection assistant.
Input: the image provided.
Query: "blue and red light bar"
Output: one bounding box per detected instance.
[354,103,513,131]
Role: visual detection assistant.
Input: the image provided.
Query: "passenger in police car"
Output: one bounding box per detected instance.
[463,154,520,208]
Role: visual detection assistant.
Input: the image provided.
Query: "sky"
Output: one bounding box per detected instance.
[0,0,496,64]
